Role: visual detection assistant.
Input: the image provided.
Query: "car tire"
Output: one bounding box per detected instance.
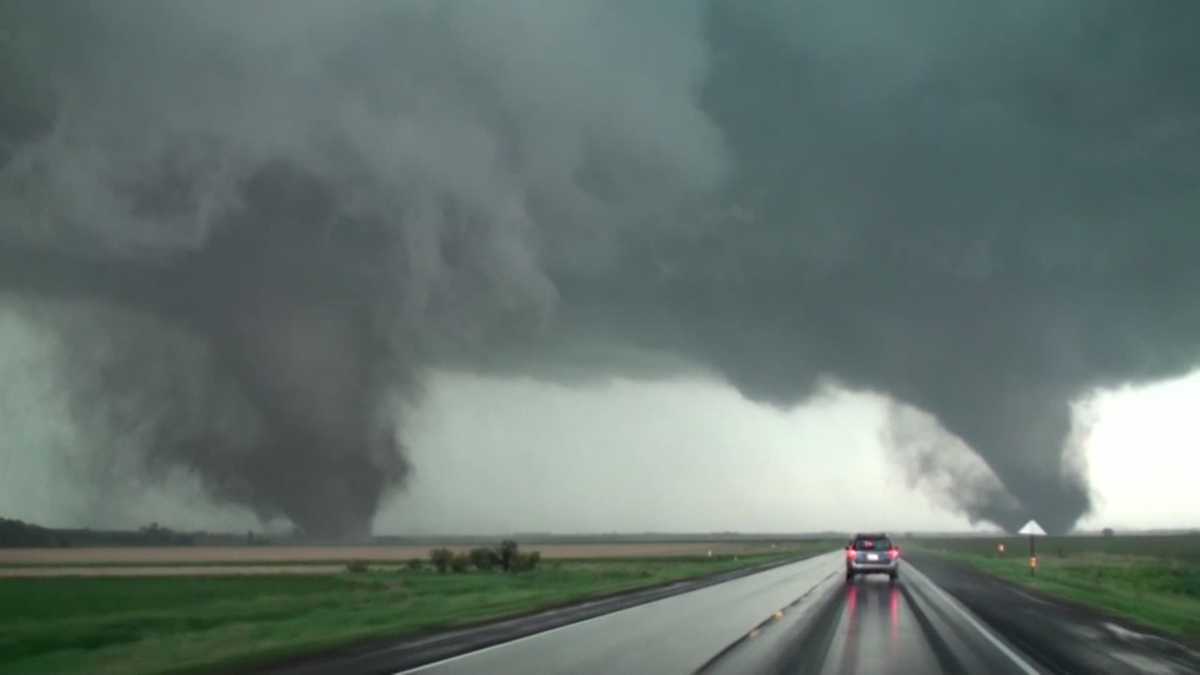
[845,570,854,583]
[888,571,898,583]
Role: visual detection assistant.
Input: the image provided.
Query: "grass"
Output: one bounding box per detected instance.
[908,533,1200,561]
[0,544,833,674]
[909,535,1200,642]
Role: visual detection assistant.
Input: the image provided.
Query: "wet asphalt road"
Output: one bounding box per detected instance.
[396,552,841,675]
[708,574,953,674]
[396,554,1042,675]
[710,553,1200,675]
[266,550,1200,675]
[905,551,1200,675]
[705,562,1039,675]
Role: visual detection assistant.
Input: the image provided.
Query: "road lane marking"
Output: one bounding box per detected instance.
[1010,588,1052,606]
[394,601,627,673]
[905,563,1041,675]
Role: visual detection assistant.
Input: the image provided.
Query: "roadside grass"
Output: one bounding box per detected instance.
[908,534,1200,562]
[0,544,833,675]
[909,536,1200,642]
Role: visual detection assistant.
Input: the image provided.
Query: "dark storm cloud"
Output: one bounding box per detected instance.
[0,0,709,538]
[1,1,1197,535]
[544,1,1200,532]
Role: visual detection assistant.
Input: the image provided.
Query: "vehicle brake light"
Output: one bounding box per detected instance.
[847,549,857,561]
[888,548,900,561]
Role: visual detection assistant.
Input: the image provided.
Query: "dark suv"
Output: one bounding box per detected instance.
[845,533,900,582]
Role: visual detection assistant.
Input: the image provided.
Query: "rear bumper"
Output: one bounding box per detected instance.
[847,560,899,574]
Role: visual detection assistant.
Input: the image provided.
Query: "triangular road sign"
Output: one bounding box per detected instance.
[1018,520,1047,536]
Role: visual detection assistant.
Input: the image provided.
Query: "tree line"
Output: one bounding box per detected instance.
[429,540,541,573]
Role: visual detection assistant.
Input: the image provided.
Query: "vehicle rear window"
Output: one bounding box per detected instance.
[854,537,891,550]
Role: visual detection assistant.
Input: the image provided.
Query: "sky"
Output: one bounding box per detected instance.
[4,343,1197,533]
[1,2,1199,537]
[382,369,1200,535]
[1075,370,1200,531]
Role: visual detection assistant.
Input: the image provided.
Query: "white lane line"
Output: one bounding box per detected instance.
[394,600,620,674]
[1010,588,1052,607]
[394,553,836,674]
[904,563,1041,675]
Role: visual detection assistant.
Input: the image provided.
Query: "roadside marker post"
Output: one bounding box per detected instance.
[1017,520,1046,577]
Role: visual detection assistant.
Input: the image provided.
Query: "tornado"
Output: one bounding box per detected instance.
[3,1,1199,535]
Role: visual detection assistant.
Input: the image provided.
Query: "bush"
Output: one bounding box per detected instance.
[450,552,470,574]
[512,551,541,572]
[345,560,369,574]
[499,539,519,571]
[430,547,453,573]
[405,558,423,572]
[470,547,498,571]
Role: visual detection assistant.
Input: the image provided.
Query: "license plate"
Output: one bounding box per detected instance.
[867,553,879,561]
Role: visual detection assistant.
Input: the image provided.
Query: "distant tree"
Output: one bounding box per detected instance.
[429,547,453,573]
[499,539,519,571]
[470,547,498,571]
[346,560,369,573]
[0,517,66,547]
[513,551,541,572]
[1102,528,1115,537]
[405,558,423,572]
[450,552,470,573]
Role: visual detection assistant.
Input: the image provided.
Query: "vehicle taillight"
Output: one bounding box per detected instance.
[847,549,857,561]
[888,548,900,561]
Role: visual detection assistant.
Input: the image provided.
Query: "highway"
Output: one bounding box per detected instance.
[396,552,1041,675]
[399,552,841,674]
[704,561,1039,674]
[266,549,1200,675]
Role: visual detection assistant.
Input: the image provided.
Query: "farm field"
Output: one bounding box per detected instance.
[0,540,804,575]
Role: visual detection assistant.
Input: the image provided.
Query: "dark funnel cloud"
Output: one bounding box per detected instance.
[2,1,1199,536]
[0,0,568,538]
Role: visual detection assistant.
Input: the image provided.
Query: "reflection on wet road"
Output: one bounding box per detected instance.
[705,562,1040,675]
[815,578,945,674]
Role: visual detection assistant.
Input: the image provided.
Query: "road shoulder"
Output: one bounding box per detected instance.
[907,552,1200,675]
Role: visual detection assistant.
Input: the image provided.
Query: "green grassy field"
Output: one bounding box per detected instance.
[0,545,832,675]
[909,535,1200,642]
[908,533,1200,561]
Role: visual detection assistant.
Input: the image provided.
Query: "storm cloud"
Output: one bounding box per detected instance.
[1,1,1198,536]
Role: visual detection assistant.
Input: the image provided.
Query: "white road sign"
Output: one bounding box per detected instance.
[1017,520,1047,536]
